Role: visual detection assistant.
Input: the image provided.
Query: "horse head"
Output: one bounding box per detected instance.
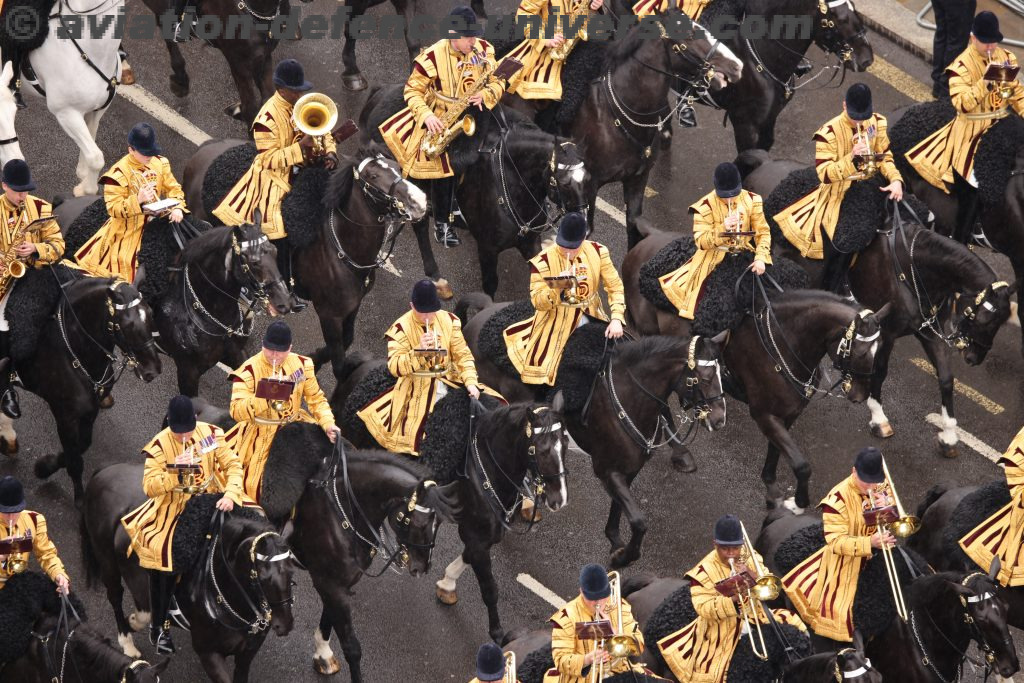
[107,281,161,382]
[231,214,292,316]
[677,331,728,432]
[352,152,427,223]
[242,528,297,637]
[957,280,1015,365]
[0,59,23,165]
[834,631,881,682]
[391,479,459,577]
[122,657,171,682]
[548,140,590,218]
[660,9,744,91]
[829,303,890,403]
[814,0,873,72]
[955,570,1019,678]
[523,394,570,512]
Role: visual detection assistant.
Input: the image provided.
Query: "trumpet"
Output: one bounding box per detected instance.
[717,198,754,253]
[502,651,516,683]
[130,168,182,217]
[412,320,448,377]
[589,571,641,682]
[293,92,339,158]
[863,456,920,622]
[270,359,288,412]
[850,121,880,180]
[0,530,33,576]
[717,522,782,661]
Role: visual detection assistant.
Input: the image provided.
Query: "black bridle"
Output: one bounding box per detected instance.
[830,648,875,682]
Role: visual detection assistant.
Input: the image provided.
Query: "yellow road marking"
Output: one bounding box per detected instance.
[867,56,932,104]
[910,357,1005,415]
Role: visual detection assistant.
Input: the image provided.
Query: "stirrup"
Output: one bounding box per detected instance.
[434,223,460,248]
[971,230,995,250]
[168,597,191,631]
[173,21,189,43]
[678,103,696,128]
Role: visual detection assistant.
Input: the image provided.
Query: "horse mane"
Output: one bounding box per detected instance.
[615,335,686,366]
[322,155,359,210]
[604,15,654,69]
[348,446,431,481]
[179,224,235,262]
[907,571,969,610]
[477,402,534,437]
[912,224,996,292]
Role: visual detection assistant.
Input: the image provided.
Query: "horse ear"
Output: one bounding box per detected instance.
[852,629,864,652]
[550,390,565,414]
[872,302,893,322]
[426,481,463,523]
[709,329,729,350]
[989,556,1002,580]
[132,264,147,290]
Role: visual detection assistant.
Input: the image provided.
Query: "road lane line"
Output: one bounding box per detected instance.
[596,197,626,226]
[909,357,1005,415]
[517,573,567,609]
[925,413,1001,462]
[118,85,211,146]
[867,56,931,103]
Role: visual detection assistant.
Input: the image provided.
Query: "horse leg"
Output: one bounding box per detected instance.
[479,245,500,299]
[410,217,446,295]
[866,335,896,438]
[164,39,190,97]
[104,573,140,658]
[435,550,469,605]
[917,332,959,458]
[231,647,258,683]
[312,608,340,675]
[53,109,104,197]
[0,413,18,455]
[196,650,233,683]
[757,414,811,511]
[603,470,647,568]
[316,316,347,382]
[340,0,368,90]
[176,358,203,398]
[603,498,625,553]
[463,541,505,643]
[226,58,261,126]
[622,174,648,251]
[316,585,363,682]
[761,440,783,509]
[398,0,421,65]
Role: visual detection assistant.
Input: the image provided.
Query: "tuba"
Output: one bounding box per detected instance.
[862,456,919,622]
[589,571,641,682]
[716,522,783,661]
[293,92,339,158]
[503,651,516,683]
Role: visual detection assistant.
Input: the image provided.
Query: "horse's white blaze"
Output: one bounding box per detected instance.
[866,397,888,427]
[937,406,959,446]
[313,626,336,661]
[138,307,147,324]
[128,610,150,631]
[694,22,743,76]
[406,181,428,217]
[117,633,141,658]
[436,554,468,592]
[571,167,586,185]
[870,341,878,358]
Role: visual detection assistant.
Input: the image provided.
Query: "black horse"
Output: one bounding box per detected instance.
[54,197,293,397]
[622,225,889,511]
[2,275,161,502]
[81,463,297,683]
[502,8,744,249]
[359,95,591,298]
[460,294,728,567]
[608,0,874,152]
[757,509,1020,680]
[744,154,1015,459]
[331,354,569,643]
[184,143,428,383]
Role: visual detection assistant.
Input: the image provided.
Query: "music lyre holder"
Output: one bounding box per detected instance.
[717,230,756,254]
[255,378,295,401]
[0,533,33,555]
[714,571,756,598]
[412,348,448,377]
[984,62,1020,83]
[863,504,898,528]
[143,198,182,216]
[574,620,615,640]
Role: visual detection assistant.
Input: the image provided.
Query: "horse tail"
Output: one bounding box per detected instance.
[621,572,658,598]
[454,292,494,325]
[79,507,101,590]
[733,149,771,180]
[916,483,949,519]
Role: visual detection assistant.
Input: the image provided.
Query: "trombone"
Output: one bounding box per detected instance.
[864,456,920,622]
[589,570,641,682]
[719,522,783,661]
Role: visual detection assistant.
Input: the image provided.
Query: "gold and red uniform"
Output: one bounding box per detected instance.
[773,112,902,260]
[379,38,506,179]
[213,91,336,239]
[120,422,245,572]
[0,510,66,589]
[504,0,597,101]
[74,153,186,282]
[0,194,64,267]
[633,0,709,21]
[542,594,646,683]
[659,189,771,320]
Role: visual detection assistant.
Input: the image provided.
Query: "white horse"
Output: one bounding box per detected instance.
[12,0,123,195]
[0,62,25,167]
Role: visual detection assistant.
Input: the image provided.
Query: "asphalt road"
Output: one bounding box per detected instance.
[2,3,1023,681]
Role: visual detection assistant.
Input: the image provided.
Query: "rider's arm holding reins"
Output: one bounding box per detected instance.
[211,427,245,507]
[595,243,626,322]
[823,500,872,558]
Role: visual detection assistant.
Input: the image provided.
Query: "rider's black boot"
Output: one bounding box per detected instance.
[0,332,20,419]
[148,571,177,655]
[431,178,460,248]
[952,173,981,245]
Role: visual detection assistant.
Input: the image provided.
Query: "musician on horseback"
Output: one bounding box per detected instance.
[358,279,503,455]
[120,395,246,655]
[906,11,1024,244]
[658,514,806,682]
[225,321,339,502]
[0,159,64,420]
[471,642,520,682]
[773,84,903,293]
[0,475,70,595]
[781,447,897,644]
[379,6,508,249]
[503,212,625,387]
[960,424,1024,587]
[659,162,771,320]
[545,563,645,682]
[74,123,187,284]
[212,58,339,311]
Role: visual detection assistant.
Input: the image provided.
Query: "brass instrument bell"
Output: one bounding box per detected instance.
[293,92,339,157]
[1,531,33,575]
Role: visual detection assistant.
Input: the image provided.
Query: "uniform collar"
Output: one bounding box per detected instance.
[0,195,20,212]
[125,153,151,172]
[273,90,294,112]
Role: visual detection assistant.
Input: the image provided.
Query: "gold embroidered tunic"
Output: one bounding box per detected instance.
[633,0,709,21]
[504,0,596,101]
[74,153,186,282]
[120,422,245,572]
[961,425,1024,586]
[358,309,503,455]
[213,91,336,240]
[541,594,646,683]
[0,194,64,268]
[773,112,902,260]
[0,510,66,590]
[658,549,806,682]
[659,189,772,320]
[225,351,335,502]
[503,240,625,386]
[906,44,1024,192]
[782,475,877,642]
[379,39,506,179]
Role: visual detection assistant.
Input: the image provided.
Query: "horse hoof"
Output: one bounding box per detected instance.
[313,655,341,675]
[870,421,894,438]
[435,585,458,605]
[100,394,115,409]
[609,548,634,569]
[520,504,541,523]
[169,77,189,98]
[939,440,959,459]
[435,278,454,301]
[1,436,18,456]
[342,73,368,91]
[117,633,142,658]
[33,456,58,479]
[670,449,697,473]
[120,64,136,86]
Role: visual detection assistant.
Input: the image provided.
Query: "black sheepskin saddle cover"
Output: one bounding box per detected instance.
[772,522,926,640]
[478,300,535,379]
[259,421,334,524]
[0,0,57,54]
[339,363,505,485]
[200,143,328,252]
[61,197,207,303]
[942,479,1010,571]
[0,570,87,665]
[170,493,265,575]
[763,168,889,254]
[637,235,809,335]
[642,583,811,681]
[889,99,1024,208]
[6,262,80,363]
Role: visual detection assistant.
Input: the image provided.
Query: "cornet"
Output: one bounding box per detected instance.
[849,121,882,181]
[717,198,753,253]
[130,168,181,217]
[545,261,590,308]
[715,522,782,661]
[589,571,641,682]
[862,456,919,622]
[0,530,32,575]
[412,320,448,377]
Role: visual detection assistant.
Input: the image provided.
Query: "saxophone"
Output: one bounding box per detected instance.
[0,203,41,301]
[549,0,591,62]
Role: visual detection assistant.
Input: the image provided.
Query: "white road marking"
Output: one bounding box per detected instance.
[596,197,626,226]
[925,413,1001,462]
[118,85,210,146]
[517,573,567,609]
